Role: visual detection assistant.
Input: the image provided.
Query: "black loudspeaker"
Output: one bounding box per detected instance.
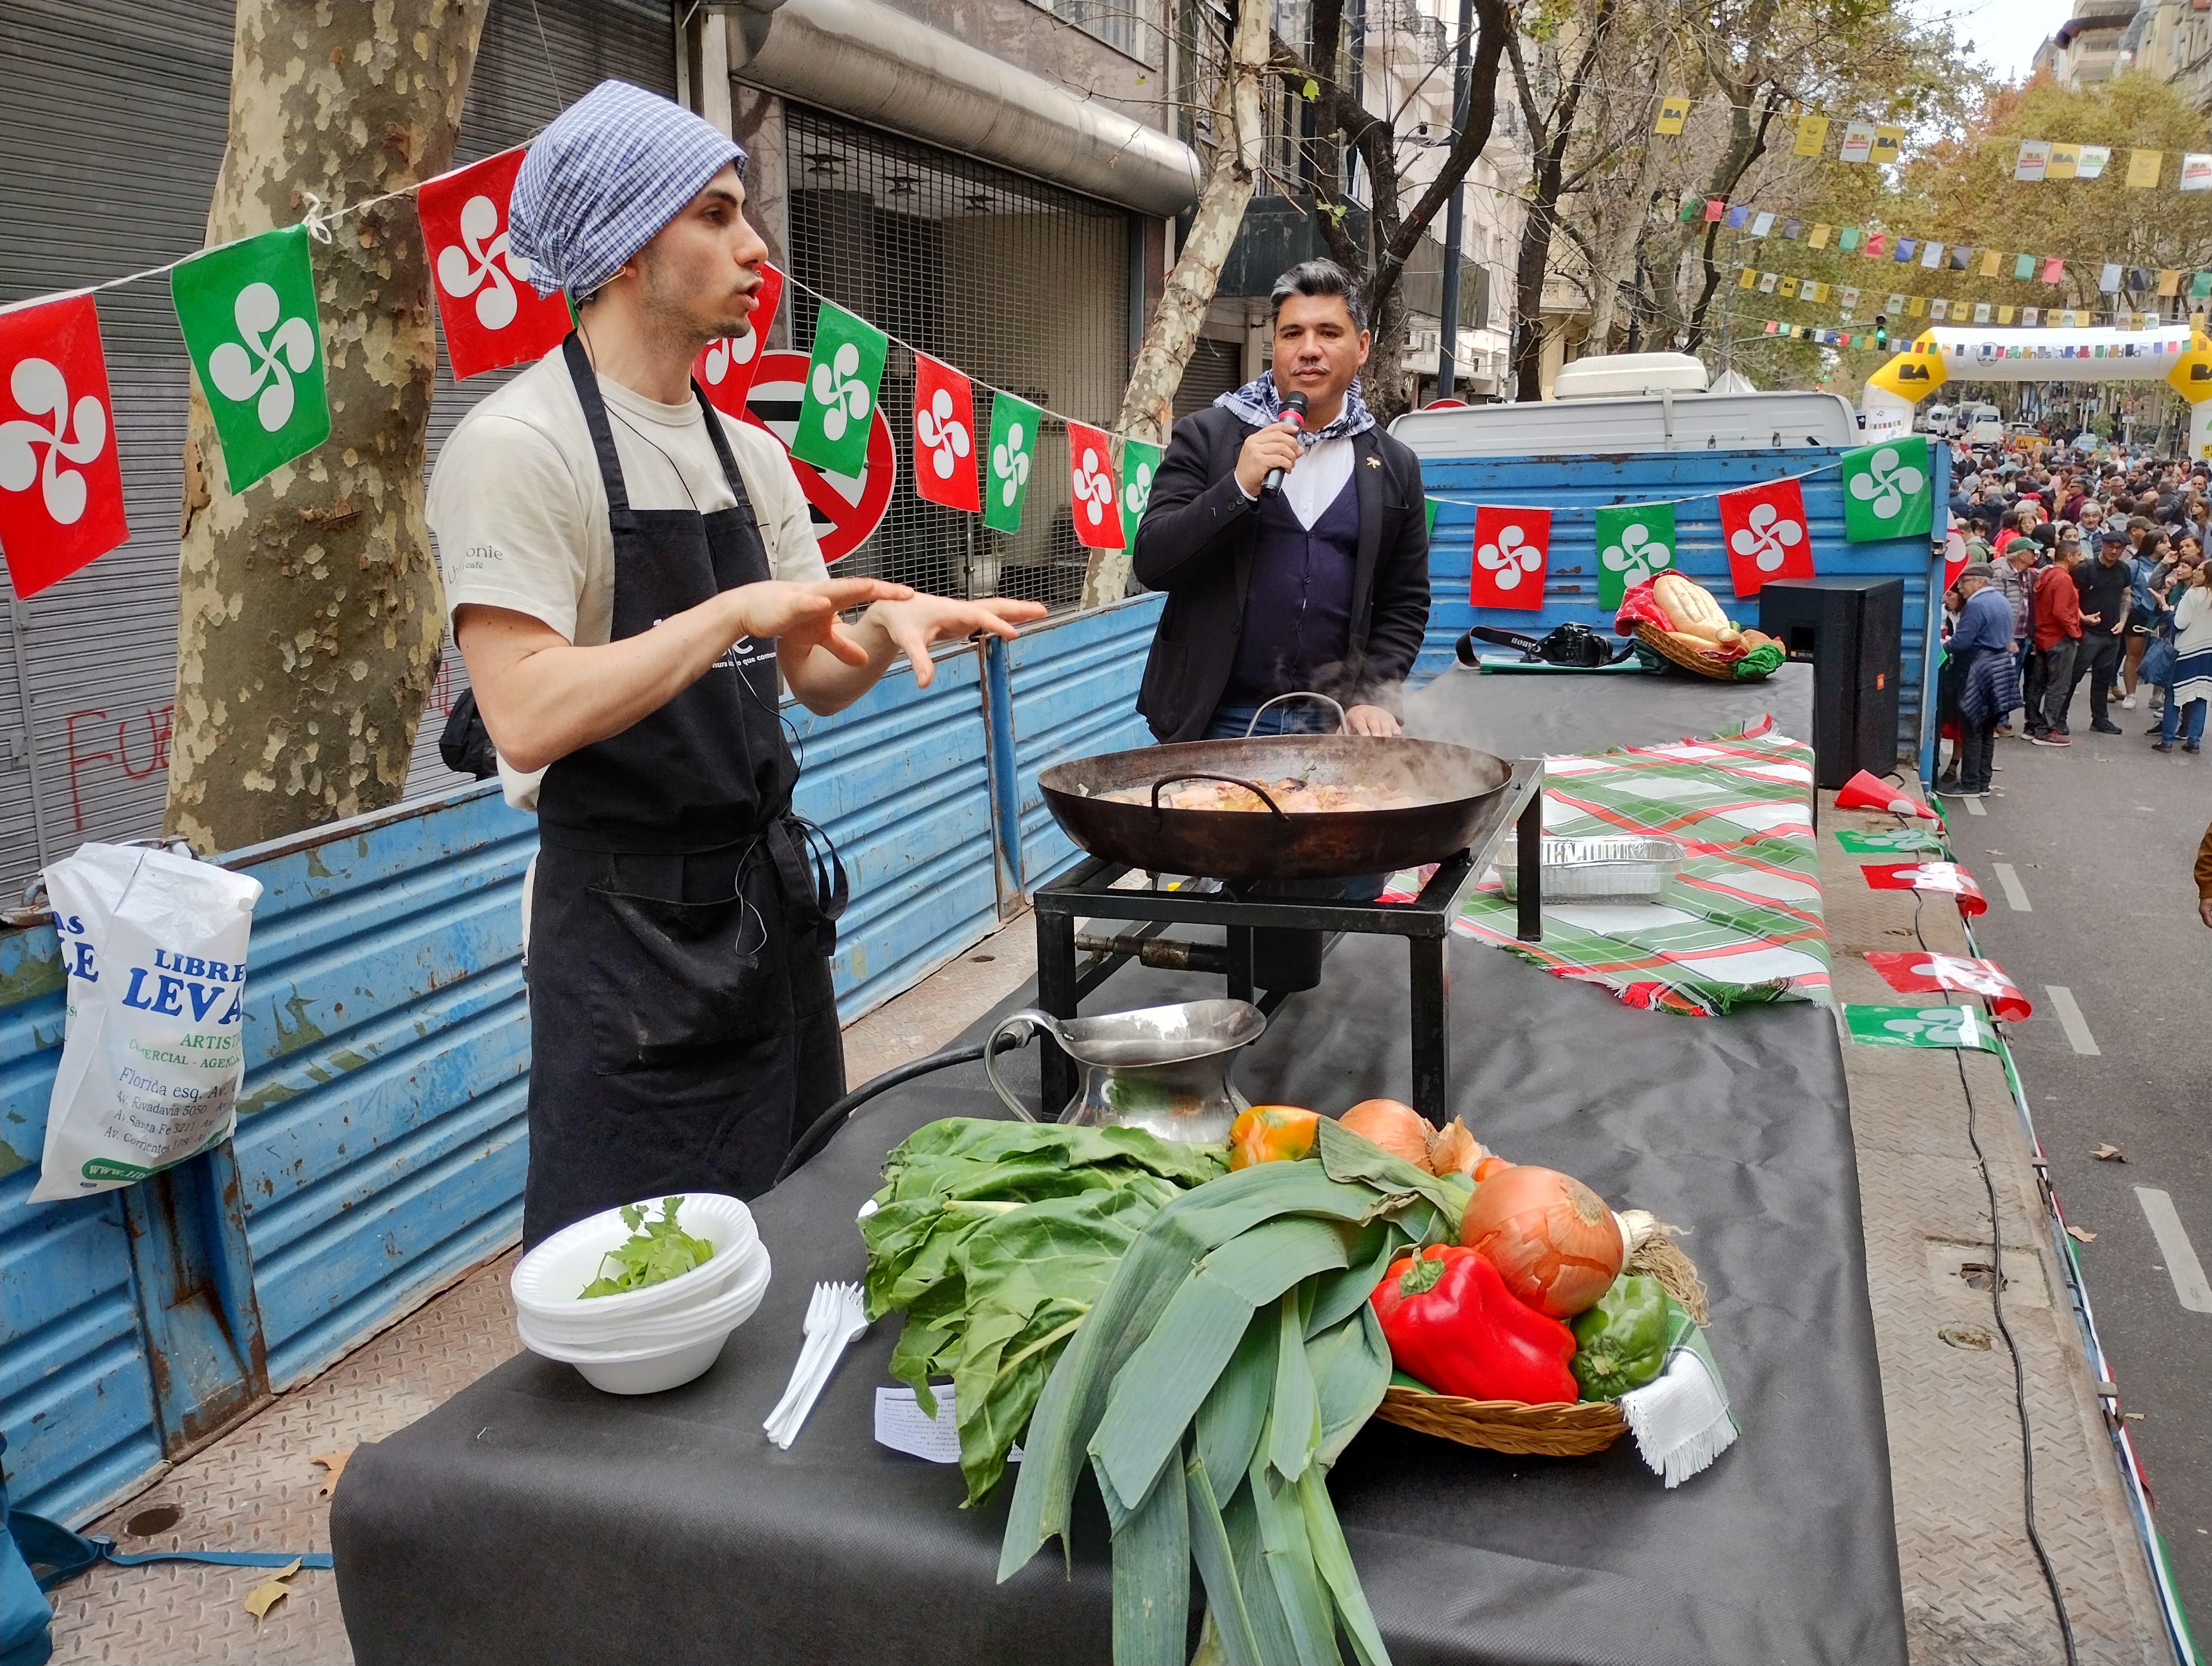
[1757,576,1905,789]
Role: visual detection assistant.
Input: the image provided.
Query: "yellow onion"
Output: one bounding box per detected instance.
[1426,1118,1484,1178]
[1456,1164,1624,1317]
[1338,1098,1436,1171]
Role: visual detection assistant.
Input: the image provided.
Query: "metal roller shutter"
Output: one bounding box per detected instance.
[1174,336,1244,419]
[782,105,1130,611]
[0,0,677,893]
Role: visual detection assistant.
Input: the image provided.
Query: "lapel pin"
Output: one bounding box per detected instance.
[1365,457,1381,469]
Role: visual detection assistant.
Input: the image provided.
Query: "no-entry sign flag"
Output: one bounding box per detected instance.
[1862,952,2030,1021]
[0,293,130,598]
[1469,505,1550,610]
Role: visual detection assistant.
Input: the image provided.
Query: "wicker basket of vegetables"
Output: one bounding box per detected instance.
[1245,1099,1712,1460]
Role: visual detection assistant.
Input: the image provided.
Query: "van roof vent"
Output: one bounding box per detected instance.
[1552,352,1711,401]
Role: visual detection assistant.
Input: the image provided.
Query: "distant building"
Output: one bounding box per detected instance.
[2030,0,2147,88]
[2121,0,2212,111]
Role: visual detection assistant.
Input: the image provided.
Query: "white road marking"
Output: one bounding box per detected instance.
[2044,984,2101,1056]
[1991,862,2032,912]
[2134,1188,2212,1313]
[1962,796,1987,816]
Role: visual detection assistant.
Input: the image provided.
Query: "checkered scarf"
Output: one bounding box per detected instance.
[1216,370,1375,444]
[509,80,748,300]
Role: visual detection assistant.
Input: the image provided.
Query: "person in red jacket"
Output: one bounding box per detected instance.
[2027,541,2085,745]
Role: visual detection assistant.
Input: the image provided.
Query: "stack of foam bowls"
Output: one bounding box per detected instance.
[510,1194,771,1394]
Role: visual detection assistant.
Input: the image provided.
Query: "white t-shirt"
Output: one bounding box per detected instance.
[428,347,829,810]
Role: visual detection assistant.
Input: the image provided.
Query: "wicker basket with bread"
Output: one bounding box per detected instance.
[1629,573,1777,681]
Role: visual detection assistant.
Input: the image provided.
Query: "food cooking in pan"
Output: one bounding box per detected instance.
[1099,777,1429,813]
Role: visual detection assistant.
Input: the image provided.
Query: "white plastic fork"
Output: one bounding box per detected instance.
[763,1284,837,1438]
[767,1281,867,1450]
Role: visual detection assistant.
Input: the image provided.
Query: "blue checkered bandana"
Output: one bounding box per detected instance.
[508,80,748,299]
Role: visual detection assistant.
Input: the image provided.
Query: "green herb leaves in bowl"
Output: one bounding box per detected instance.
[578,1197,715,1298]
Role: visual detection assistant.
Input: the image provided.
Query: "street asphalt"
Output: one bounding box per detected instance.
[1943,680,2212,1637]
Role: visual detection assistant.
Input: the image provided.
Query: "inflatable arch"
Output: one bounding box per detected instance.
[1860,324,2212,457]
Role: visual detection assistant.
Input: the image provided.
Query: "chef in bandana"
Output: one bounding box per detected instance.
[430,81,1042,1244]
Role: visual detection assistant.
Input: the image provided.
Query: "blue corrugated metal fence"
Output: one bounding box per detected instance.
[1,599,1157,1523]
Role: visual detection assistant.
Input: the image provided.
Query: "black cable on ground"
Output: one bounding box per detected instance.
[773,1031,1024,1186]
[1907,890,2081,1666]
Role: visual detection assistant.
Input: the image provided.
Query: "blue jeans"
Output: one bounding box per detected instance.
[2160,694,2207,745]
[1205,700,1336,740]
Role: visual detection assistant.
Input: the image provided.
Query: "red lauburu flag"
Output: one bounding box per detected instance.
[693,262,784,420]
[0,294,129,598]
[1469,505,1550,610]
[1863,951,2029,1020]
[1068,421,1122,549]
[911,353,978,512]
[1718,477,1812,598]
[420,148,577,379]
[1861,861,1988,917]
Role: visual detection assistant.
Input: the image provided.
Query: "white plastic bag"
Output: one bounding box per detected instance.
[30,843,263,1204]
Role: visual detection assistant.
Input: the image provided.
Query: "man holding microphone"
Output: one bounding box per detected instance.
[1131,260,1431,741]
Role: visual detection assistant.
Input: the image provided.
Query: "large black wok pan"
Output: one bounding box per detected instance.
[1038,735,1513,883]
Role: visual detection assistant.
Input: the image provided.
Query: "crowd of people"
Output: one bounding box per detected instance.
[1935,444,2212,798]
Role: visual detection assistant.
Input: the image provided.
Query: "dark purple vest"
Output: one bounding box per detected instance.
[1225,469,1361,701]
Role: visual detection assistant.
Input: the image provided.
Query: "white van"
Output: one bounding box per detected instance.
[1393,353,1861,457]
[1961,402,2004,446]
[1922,403,1956,438]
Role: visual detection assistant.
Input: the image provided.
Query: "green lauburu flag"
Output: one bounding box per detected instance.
[1841,434,1933,542]
[982,392,1039,533]
[171,225,329,492]
[1834,828,1948,856]
[791,300,886,476]
[1117,438,1162,550]
[1841,1003,1998,1053]
[1594,501,1677,608]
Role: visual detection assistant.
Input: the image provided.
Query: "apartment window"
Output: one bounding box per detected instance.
[1032,0,1161,65]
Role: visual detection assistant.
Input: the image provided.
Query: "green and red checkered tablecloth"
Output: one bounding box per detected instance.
[1399,718,1830,1016]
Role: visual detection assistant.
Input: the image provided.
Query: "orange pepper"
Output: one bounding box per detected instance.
[1227,1105,1319,1170]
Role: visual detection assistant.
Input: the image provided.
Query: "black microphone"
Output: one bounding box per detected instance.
[1262,392,1308,496]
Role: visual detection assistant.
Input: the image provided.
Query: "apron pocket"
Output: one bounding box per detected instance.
[581,886,787,1074]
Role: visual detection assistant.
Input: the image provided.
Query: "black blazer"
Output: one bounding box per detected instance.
[1133,404,1431,742]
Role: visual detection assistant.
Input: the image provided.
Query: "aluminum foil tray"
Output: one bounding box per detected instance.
[1495,836,1686,905]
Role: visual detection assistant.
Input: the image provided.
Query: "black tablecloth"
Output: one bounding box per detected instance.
[333,665,1904,1666]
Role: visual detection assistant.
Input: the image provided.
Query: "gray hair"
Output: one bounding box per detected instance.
[1270,260,1368,331]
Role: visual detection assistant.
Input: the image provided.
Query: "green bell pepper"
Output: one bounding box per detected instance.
[1570,1274,1672,1400]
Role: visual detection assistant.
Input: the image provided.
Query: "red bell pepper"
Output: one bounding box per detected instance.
[1369,1245,1579,1405]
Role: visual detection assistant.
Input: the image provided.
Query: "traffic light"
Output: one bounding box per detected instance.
[1874,316,1889,349]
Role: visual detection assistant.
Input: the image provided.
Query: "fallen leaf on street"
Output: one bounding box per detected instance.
[242,1557,303,1622]
[2093,1143,2125,1162]
[311,1450,351,1496]
[1938,1325,1993,1350]
[2066,1225,2097,1244]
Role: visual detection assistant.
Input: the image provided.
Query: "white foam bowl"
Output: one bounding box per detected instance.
[569,1331,732,1396]
[512,1194,759,1323]
[518,1243,773,1353]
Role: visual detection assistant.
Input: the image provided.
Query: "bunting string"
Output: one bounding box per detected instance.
[0,134,1161,602]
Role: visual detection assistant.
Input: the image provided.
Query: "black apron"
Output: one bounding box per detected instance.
[520,335,847,1247]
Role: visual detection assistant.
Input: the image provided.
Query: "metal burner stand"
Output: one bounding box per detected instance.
[1031,759,1545,1123]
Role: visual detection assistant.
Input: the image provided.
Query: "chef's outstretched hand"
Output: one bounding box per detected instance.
[1344,704,1401,737]
[733,577,914,666]
[873,595,1049,687]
